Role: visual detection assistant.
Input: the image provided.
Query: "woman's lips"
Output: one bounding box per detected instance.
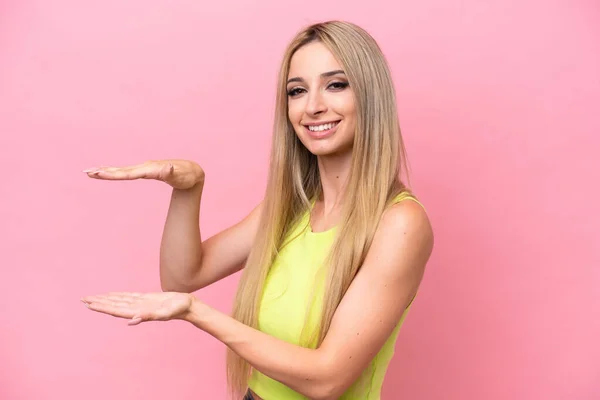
[304,121,340,139]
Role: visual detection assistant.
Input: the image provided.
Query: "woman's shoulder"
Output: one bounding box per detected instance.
[384,189,432,242]
[362,190,433,282]
[390,189,426,210]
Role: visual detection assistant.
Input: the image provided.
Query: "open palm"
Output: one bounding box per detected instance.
[81,291,193,325]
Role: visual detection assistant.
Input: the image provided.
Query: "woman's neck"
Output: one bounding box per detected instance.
[315,151,352,216]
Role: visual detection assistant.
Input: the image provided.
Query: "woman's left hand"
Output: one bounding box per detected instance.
[81,291,195,325]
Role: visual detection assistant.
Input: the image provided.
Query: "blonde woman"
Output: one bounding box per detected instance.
[82,20,434,400]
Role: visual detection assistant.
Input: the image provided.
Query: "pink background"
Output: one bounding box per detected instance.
[1,0,598,399]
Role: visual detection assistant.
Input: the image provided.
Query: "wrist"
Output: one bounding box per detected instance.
[181,296,211,327]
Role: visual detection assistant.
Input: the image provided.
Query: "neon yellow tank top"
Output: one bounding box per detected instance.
[247,192,425,399]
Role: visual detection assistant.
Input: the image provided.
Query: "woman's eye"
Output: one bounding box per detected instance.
[287,88,304,97]
[328,81,349,90]
[287,82,348,97]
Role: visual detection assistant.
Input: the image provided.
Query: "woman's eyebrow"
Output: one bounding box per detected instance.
[287,70,346,84]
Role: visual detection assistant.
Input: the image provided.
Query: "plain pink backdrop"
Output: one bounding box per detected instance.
[1,0,598,399]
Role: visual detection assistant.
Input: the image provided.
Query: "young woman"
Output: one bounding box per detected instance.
[82,20,434,400]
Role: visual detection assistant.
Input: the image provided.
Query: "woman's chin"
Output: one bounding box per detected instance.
[295,131,354,157]
[307,143,353,157]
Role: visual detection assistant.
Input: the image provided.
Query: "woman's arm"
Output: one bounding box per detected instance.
[82,200,432,399]
[183,200,434,399]
[160,180,263,293]
[84,159,263,293]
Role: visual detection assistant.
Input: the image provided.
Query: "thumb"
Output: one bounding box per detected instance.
[128,315,143,326]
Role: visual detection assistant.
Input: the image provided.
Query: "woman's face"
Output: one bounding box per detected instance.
[286,41,357,157]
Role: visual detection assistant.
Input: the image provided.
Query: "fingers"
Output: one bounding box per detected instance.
[83,161,176,183]
[128,317,144,326]
[83,292,142,305]
[82,299,137,320]
[83,166,143,181]
[82,296,132,310]
[82,292,151,325]
[107,292,143,300]
[84,296,130,309]
[82,292,142,314]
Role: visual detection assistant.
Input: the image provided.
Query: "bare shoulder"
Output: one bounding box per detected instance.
[383,198,433,241]
[365,198,434,277]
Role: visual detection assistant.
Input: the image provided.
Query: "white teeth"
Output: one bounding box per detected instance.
[308,122,338,132]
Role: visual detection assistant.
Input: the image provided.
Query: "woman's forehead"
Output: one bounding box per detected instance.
[288,42,343,79]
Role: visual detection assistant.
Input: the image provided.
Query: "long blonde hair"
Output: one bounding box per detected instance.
[226,20,411,397]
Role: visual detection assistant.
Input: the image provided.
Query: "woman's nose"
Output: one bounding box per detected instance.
[305,90,327,116]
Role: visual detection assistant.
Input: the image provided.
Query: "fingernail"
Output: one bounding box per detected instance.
[83,168,96,173]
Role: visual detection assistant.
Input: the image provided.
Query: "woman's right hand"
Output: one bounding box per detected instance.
[83,160,205,190]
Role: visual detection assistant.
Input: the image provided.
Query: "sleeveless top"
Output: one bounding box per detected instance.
[247,192,425,399]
